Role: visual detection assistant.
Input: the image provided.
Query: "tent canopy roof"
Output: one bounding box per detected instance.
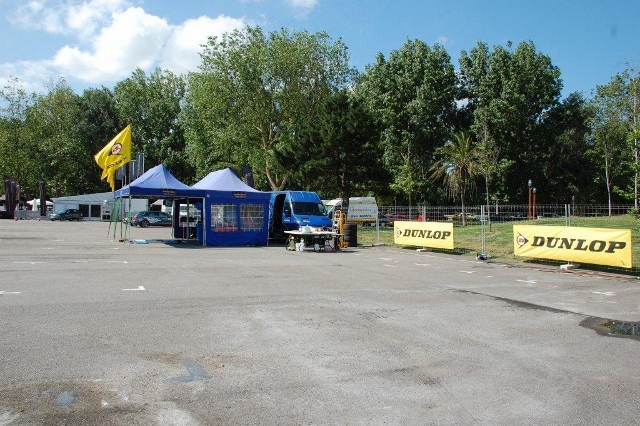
[192,168,263,193]
[115,164,202,198]
[51,192,113,204]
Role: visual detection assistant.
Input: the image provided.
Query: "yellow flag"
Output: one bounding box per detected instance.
[94,125,132,191]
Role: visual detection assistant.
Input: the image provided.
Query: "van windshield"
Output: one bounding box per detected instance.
[292,202,327,216]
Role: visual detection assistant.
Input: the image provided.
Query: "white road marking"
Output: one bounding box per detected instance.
[12,261,45,264]
[517,279,537,284]
[592,291,616,296]
[459,270,475,274]
[0,291,21,296]
[384,265,397,268]
[122,286,146,292]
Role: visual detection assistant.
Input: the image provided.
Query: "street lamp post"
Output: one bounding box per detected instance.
[528,180,532,219]
[532,187,537,219]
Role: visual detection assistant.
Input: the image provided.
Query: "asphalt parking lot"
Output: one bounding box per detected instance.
[0,219,639,425]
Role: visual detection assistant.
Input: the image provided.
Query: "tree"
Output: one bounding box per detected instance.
[0,78,35,188]
[538,93,596,204]
[23,78,88,196]
[474,136,501,211]
[429,132,477,225]
[356,39,456,205]
[458,41,562,202]
[617,65,640,209]
[77,87,126,193]
[590,74,638,213]
[183,26,355,189]
[114,68,192,183]
[590,118,627,213]
[281,89,386,198]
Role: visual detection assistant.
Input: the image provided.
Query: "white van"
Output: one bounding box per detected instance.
[325,197,378,224]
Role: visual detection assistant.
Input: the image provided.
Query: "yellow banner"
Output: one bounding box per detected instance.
[394,221,454,250]
[513,225,632,268]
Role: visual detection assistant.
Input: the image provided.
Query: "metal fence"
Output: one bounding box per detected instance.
[372,204,640,275]
[377,204,635,223]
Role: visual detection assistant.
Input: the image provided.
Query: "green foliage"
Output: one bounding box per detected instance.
[280,90,387,198]
[182,26,356,190]
[0,28,636,211]
[538,93,596,203]
[356,39,456,204]
[429,132,477,224]
[590,70,640,207]
[76,87,124,193]
[0,78,35,186]
[23,78,88,195]
[114,68,193,183]
[459,41,562,202]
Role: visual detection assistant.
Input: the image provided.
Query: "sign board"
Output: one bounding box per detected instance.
[394,221,454,250]
[513,225,632,268]
[346,197,378,222]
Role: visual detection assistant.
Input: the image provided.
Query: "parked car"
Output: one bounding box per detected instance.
[506,213,527,221]
[50,208,83,221]
[363,212,390,227]
[129,211,173,228]
[385,213,408,227]
[444,212,479,222]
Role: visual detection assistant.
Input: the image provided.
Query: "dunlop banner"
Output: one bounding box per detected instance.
[513,225,632,268]
[394,221,454,250]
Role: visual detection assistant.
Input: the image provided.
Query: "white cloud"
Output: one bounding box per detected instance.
[283,0,318,18]
[3,1,246,91]
[160,15,246,75]
[66,0,130,38]
[12,0,128,36]
[54,7,172,82]
[435,36,450,46]
[0,60,56,94]
[285,0,318,8]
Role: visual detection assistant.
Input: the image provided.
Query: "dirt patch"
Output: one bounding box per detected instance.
[0,380,150,425]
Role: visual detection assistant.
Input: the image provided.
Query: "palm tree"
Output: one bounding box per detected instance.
[430,131,477,225]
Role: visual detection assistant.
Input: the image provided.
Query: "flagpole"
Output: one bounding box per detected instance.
[111,196,120,240]
[107,188,114,237]
[121,172,129,243]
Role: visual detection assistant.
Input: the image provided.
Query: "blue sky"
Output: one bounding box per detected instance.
[0,0,638,98]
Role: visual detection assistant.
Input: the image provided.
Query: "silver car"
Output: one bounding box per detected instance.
[129,211,173,228]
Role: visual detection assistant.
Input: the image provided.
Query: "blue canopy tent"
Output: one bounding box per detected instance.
[114,164,205,242]
[192,168,270,246]
[114,164,202,198]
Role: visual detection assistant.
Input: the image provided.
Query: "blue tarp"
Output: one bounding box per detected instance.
[114,164,202,198]
[193,168,270,246]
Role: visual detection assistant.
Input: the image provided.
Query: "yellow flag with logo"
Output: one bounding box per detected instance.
[94,125,132,191]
